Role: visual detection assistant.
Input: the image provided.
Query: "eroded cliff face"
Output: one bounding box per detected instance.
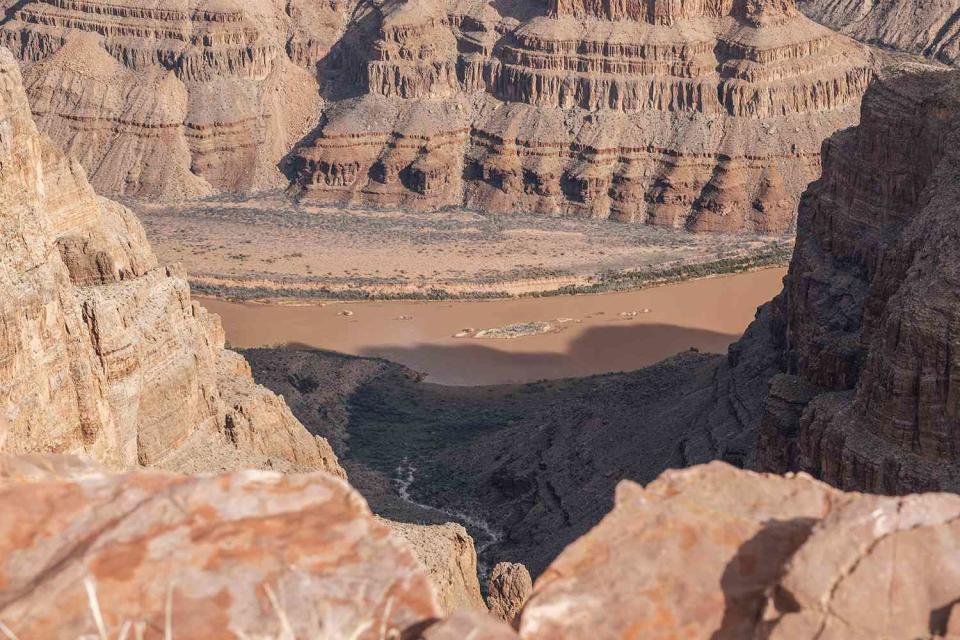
[290,0,872,233]
[756,62,960,493]
[0,0,354,198]
[0,46,342,476]
[797,0,960,67]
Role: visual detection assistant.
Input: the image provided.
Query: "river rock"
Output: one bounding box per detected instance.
[487,562,533,625]
[0,460,441,638]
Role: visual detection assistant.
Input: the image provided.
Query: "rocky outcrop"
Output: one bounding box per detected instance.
[798,0,960,66]
[5,457,960,639]
[0,0,352,198]
[487,562,532,625]
[756,62,960,494]
[290,0,872,233]
[518,462,960,639]
[0,459,440,638]
[0,45,342,476]
[386,520,487,615]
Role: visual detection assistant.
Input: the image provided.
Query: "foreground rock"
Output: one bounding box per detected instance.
[0,460,440,638]
[520,462,960,639]
[756,62,960,493]
[5,458,960,639]
[0,46,342,476]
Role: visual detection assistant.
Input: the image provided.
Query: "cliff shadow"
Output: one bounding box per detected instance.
[354,322,739,385]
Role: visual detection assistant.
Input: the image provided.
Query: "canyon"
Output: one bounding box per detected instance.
[3,0,960,636]
[0,0,874,234]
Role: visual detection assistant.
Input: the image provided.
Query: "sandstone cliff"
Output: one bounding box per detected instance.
[798,0,959,66]
[0,0,353,198]
[386,520,487,615]
[290,0,872,233]
[756,62,960,494]
[0,46,342,476]
[4,457,960,639]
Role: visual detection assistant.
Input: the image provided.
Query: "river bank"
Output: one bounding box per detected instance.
[135,194,791,301]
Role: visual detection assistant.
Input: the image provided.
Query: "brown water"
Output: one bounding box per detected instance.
[202,268,786,386]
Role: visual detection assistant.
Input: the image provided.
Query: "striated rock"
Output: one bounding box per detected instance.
[0,0,352,198]
[487,562,532,626]
[0,459,441,638]
[0,45,343,476]
[798,0,960,66]
[290,0,872,233]
[756,62,960,494]
[387,520,487,615]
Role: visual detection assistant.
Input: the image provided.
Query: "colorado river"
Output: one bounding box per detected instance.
[201,267,786,385]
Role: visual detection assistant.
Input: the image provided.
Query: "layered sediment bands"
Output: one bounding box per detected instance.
[757,63,960,493]
[291,0,871,233]
[798,0,960,66]
[0,45,343,476]
[0,0,346,198]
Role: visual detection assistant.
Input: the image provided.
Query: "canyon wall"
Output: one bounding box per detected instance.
[4,457,960,638]
[0,0,879,232]
[0,45,342,475]
[798,0,959,66]
[0,0,355,198]
[756,62,960,494]
[290,0,873,233]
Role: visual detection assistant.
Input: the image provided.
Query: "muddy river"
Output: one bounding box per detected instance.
[201,268,786,385]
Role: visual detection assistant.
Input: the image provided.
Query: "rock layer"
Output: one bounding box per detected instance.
[0,45,342,476]
[290,0,872,233]
[0,0,351,198]
[756,62,960,493]
[798,0,960,66]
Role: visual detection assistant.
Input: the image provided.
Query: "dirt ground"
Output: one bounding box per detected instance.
[131,192,792,300]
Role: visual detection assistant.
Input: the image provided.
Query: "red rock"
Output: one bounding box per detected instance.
[0,463,442,639]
